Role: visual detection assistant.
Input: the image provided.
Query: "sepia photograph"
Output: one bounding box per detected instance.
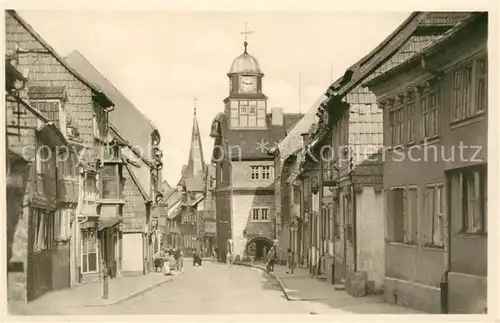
[3,2,495,319]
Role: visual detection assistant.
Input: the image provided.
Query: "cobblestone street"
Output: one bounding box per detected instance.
[15,261,426,315]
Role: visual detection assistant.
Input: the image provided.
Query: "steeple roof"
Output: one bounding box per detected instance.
[184,109,206,192]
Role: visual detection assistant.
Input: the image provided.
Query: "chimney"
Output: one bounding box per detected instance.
[271,107,283,126]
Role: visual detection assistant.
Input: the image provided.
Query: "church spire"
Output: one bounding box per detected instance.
[184,97,206,192]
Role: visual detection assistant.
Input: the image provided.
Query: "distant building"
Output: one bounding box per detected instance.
[161,109,216,256]
[209,40,302,263]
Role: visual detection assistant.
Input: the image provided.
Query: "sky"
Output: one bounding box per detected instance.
[16,10,411,185]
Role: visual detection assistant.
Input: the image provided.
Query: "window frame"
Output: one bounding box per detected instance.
[424,182,445,248]
[451,55,487,122]
[460,167,487,234]
[30,99,66,137]
[406,95,416,143]
[99,164,124,200]
[251,207,270,222]
[421,89,440,139]
[389,101,404,146]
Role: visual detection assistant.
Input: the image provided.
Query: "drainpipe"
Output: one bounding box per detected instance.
[441,176,452,314]
[351,181,357,273]
[422,54,448,312]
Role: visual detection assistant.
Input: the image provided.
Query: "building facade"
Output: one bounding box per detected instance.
[210,41,302,263]
[365,12,487,314]
[272,10,474,305]
[5,9,115,303]
[65,51,164,276]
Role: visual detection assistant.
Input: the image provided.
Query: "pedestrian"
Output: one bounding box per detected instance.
[163,251,173,275]
[286,248,295,274]
[179,249,184,271]
[267,245,277,272]
[174,248,181,271]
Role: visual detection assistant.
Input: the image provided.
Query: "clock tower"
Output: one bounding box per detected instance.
[224,40,268,129]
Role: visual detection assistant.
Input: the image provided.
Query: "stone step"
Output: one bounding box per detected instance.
[333,284,345,291]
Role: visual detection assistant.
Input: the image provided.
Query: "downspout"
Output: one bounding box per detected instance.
[351,175,357,273]
[422,54,448,313]
[441,175,452,313]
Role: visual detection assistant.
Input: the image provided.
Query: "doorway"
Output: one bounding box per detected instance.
[246,237,273,262]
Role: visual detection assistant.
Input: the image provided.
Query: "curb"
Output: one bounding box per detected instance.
[84,271,184,307]
[235,263,291,301]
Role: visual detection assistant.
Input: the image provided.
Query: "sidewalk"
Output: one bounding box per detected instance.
[239,262,426,314]
[9,271,181,315]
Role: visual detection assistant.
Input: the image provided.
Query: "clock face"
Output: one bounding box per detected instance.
[240,76,257,93]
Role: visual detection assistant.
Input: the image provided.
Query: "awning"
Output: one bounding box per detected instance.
[167,200,183,220]
[36,122,68,147]
[98,217,120,231]
[190,195,204,207]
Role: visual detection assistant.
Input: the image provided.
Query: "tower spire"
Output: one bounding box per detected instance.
[240,22,253,54]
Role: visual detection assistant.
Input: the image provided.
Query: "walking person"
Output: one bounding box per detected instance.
[286,248,295,274]
[179,249,184,272]
[172,248,179,271]
[266,245,276,272]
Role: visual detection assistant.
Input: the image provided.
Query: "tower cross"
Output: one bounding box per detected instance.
[240,22,253,53]
[193,96,198,116]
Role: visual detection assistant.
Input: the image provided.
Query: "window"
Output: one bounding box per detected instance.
[54,209,72,241]
[422,90,439,138]
[33,210,47,252]
[251,166,260,179]
[424,184,445,247]
[239,101,248,114]
[84,176,97,203]
[82,229,98,273]
[251,208,269,222]
[237,100,264,128]
[100,165,123,199]
[406,187,418,244]
[93,102,107,140]
[406,98,415,142]
[389,102,403,146]
[252,209,259,221]
[31,100,66,136]
[476,57,487,113]
[261,166,271,180]
[250,166,273,180]
[387,187,405,242]
[452,57,487,121]
[461,167,487,233]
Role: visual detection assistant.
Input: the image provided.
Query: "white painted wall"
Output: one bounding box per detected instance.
[356,187,385,289]
[122,233,143,272]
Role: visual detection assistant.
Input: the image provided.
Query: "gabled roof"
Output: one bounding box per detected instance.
[278,94,328,163]
[364,12,486,88]
[324,12,471,100]
[7,10,113,108]
[210,113,303,161]
[64,50,158,156]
